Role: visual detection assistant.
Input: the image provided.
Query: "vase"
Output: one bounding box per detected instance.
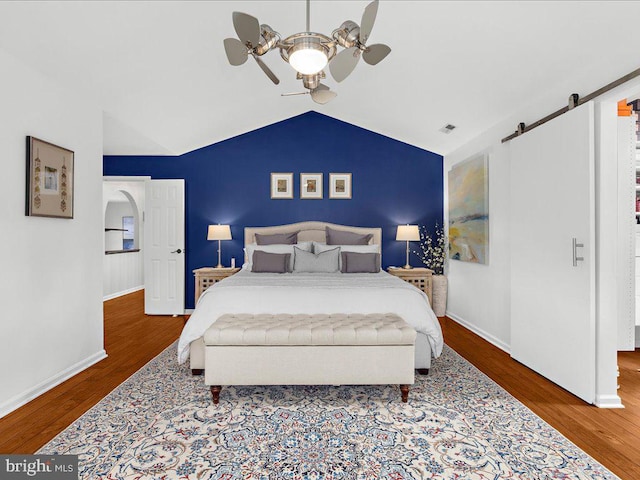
[432,274,448,317]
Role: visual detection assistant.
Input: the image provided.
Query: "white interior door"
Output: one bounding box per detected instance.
[144,179,185,315]
[510,102,596,403]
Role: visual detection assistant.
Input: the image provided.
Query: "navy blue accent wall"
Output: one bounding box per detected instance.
[104,111,443,308]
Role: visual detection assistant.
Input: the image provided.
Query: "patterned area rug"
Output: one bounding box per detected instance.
[38,343,618,479]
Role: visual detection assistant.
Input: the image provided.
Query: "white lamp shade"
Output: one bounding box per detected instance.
[396,224,420,242]
[207,224,232,241]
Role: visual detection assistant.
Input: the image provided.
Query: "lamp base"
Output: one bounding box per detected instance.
[214,264,225,269]
[403,240,413,270]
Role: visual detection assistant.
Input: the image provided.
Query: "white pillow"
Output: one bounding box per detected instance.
[293,246,340,273]
[244,241,313,272]
[314,242,380,268]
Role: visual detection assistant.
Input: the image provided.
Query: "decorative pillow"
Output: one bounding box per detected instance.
[341,252,381,273]
[325,226,372,245]
[255,231,298,245]
[293,246,340,273]
[244,242,313,272]
[314,243,380,268]
[251,251,291,273]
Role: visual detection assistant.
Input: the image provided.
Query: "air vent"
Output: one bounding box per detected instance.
[439,124,456,134]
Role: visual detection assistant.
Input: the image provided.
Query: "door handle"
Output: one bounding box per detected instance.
[572,238,584,267]
[171,248,183,254]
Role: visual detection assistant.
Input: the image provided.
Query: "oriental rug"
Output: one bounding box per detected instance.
[38,343,618,479]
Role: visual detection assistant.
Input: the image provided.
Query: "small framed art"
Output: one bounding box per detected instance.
[26,136,74,218]
[270,172,293,199]
[300,173,323,199]
[329,173,352,199]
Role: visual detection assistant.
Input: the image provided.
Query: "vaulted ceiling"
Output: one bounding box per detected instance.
[1,1,639,156]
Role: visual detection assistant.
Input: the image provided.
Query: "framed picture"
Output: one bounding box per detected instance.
[329,173,352,199]
[270,172,293,199]
[448,154,489,264]
[300,173,323,199]
[26,136,74,218]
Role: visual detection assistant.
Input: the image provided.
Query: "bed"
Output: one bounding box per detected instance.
[178,221,443,372]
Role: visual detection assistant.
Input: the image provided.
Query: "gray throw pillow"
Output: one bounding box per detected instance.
[341,252,381,273]
[293,246,340,273]
[251,251,291,273]
[326,226,372,245]
[255,231,299,245]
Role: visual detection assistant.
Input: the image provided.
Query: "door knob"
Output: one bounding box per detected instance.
[171,248,183,254]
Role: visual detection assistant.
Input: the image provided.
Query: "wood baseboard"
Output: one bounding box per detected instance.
[595,394,624,409]
[445,311,511,354]
[0,289,186,453]
[103,286,143,302]
[0,350,107,419]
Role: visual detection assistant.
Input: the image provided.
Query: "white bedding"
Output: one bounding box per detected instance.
[177,270,443,364]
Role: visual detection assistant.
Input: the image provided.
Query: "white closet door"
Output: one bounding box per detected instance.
[144,179,185,315]
[510,102,595,403]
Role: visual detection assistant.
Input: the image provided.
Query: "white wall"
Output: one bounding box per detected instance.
[0,48,105,417]
[444,131,513,351]
[103,251,143,300]
[102,179,146,300]
[105,199,134,251]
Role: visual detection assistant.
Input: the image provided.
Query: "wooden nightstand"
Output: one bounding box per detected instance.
[387,267,433,307]
[193,267,240,303]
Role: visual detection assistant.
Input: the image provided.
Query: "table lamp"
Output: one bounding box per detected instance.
[396,224,420,269]
[208,224,232,268]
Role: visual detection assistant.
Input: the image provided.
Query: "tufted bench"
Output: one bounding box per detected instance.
[203,313,416,404]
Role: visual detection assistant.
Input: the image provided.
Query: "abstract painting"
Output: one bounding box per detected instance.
[448,154,489,264]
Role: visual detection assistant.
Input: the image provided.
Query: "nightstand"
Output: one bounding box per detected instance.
[193,267,240,303]
[387,267,433,307]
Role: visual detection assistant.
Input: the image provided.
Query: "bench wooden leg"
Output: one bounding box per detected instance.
[211,386,221,405]
[400,384,409,403]
[191,369,203,376]
[416,368,430,375]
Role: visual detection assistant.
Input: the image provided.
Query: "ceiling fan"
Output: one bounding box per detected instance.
[223,0,391,104]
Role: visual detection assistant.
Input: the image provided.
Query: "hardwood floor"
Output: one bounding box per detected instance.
[0,292,639,478]
[441,317,640,479]
[0,290,185,454]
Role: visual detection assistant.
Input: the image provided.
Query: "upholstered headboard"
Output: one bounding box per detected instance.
[244,221,382,247]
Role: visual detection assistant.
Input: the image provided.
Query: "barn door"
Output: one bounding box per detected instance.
[509,102,596,403]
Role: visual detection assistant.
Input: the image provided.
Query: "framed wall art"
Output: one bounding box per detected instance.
[448,154,489,264]
[300,173,323,199]
[270,172,293,199]
[329,173,352,199]
[26,136,74,219]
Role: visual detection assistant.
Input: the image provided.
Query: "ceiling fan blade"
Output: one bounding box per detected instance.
[223,38,249,66]
[329,47,360,82]
[232,11,260,47]
[253,55,280,85]
[362,43,391,65]
[311,84,337,104]
[281,91,309,97]
[359,0,379,44]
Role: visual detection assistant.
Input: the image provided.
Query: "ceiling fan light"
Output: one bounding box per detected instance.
[288,38,328,75]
